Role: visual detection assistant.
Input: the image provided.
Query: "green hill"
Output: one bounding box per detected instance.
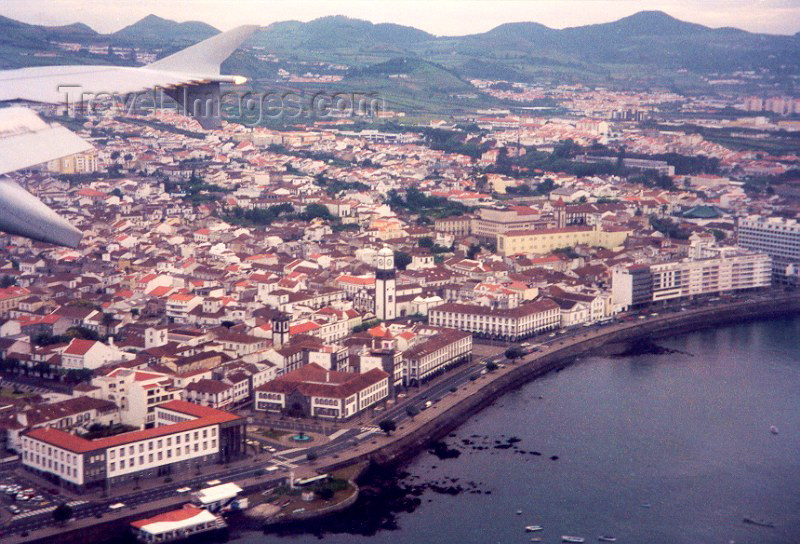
[111,14,219,46]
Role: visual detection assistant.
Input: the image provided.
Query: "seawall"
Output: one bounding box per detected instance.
[11,294,800,542]
[321,294,800,472]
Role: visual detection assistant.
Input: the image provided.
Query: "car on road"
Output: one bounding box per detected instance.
[176,487,192,494]
[108,502,126,510]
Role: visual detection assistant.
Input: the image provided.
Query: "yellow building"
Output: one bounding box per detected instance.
[497,225,630,256]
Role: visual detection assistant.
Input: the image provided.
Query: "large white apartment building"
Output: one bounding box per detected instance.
[736,215,800,283]
[21,400,245,492]
[612,239,771,310]
[428,299,561,341]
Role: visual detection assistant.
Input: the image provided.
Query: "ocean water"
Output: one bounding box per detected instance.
[233,317,800,544]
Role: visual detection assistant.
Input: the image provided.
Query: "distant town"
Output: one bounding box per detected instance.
[0,10,799,544]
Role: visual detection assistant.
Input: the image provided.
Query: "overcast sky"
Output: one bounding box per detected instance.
[2,0,799,36]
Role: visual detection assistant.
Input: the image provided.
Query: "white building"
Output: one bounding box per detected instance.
[737,215,800,283]
[21,400,246,491]
[374,247,396,321]
[60,338,134,370]
[91,368,181,428]
[612,239,771,310]
[428,299,560,341]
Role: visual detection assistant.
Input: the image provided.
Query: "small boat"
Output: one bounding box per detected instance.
[598,537,617,542]
[639,503,651,508]
[562,537,585,543]
[743,517,775,528]
[770,425,779,435]
[517,509,523,515]
[530,539,542,542]
[525,525,544,532]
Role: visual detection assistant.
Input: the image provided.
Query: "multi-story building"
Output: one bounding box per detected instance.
[0,286,30,317]
[46,150,98,174]
[91,368,182,428]
[60,338,133,370]
[166,294,203,324]
[434,215,471,237]
[401,327,472,386]
[612,240,771,310]
[3,396,119,452]
[254,363,389,420]
[497,225,630,256]
[471,207,543,242]
[184,379,234,410]
[428,299,560,341]
[736,215,800,283]
[21,400,245,491]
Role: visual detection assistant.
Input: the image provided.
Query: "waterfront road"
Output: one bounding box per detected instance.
[5,290,795,540]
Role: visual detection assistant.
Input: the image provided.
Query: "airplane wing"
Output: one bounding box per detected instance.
[0,25,257,129]
[0,107,87,247]
[0,25,258,249]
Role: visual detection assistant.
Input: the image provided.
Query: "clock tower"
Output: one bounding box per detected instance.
[375,247,396,321]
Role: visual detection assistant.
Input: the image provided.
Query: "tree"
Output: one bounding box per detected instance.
[486,361,499,372]
[505,347,525,360]
[394,251,412,271]
[0,275,17,287]
[53,502,73,525]
[316,487,334,501]
[418,237,434,248]
[466,244,481,260]
[405,405,419,421]
[306,451,318,463]
[378,419,397,436]
[302,203,334,221]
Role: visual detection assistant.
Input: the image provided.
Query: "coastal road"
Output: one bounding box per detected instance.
[5,461,288,536]
[6,290,789,537]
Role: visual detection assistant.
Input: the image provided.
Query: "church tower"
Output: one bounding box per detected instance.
[271,311,291,349]
[553,197,567,228]
[375,247,396,321]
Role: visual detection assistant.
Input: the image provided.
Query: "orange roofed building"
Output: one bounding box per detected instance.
[21,400,245,492]
[254,363,388,421]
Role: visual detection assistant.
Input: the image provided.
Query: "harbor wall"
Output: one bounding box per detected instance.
[13,294,800,542]
[321,294,800,472]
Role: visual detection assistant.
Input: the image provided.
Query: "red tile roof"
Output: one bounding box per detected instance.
[131,505,208,529]
[63,338,97,356]
[25,400,241,453]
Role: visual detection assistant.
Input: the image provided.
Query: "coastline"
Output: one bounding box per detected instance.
[317,293,800,474]
[10,293,800,543]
